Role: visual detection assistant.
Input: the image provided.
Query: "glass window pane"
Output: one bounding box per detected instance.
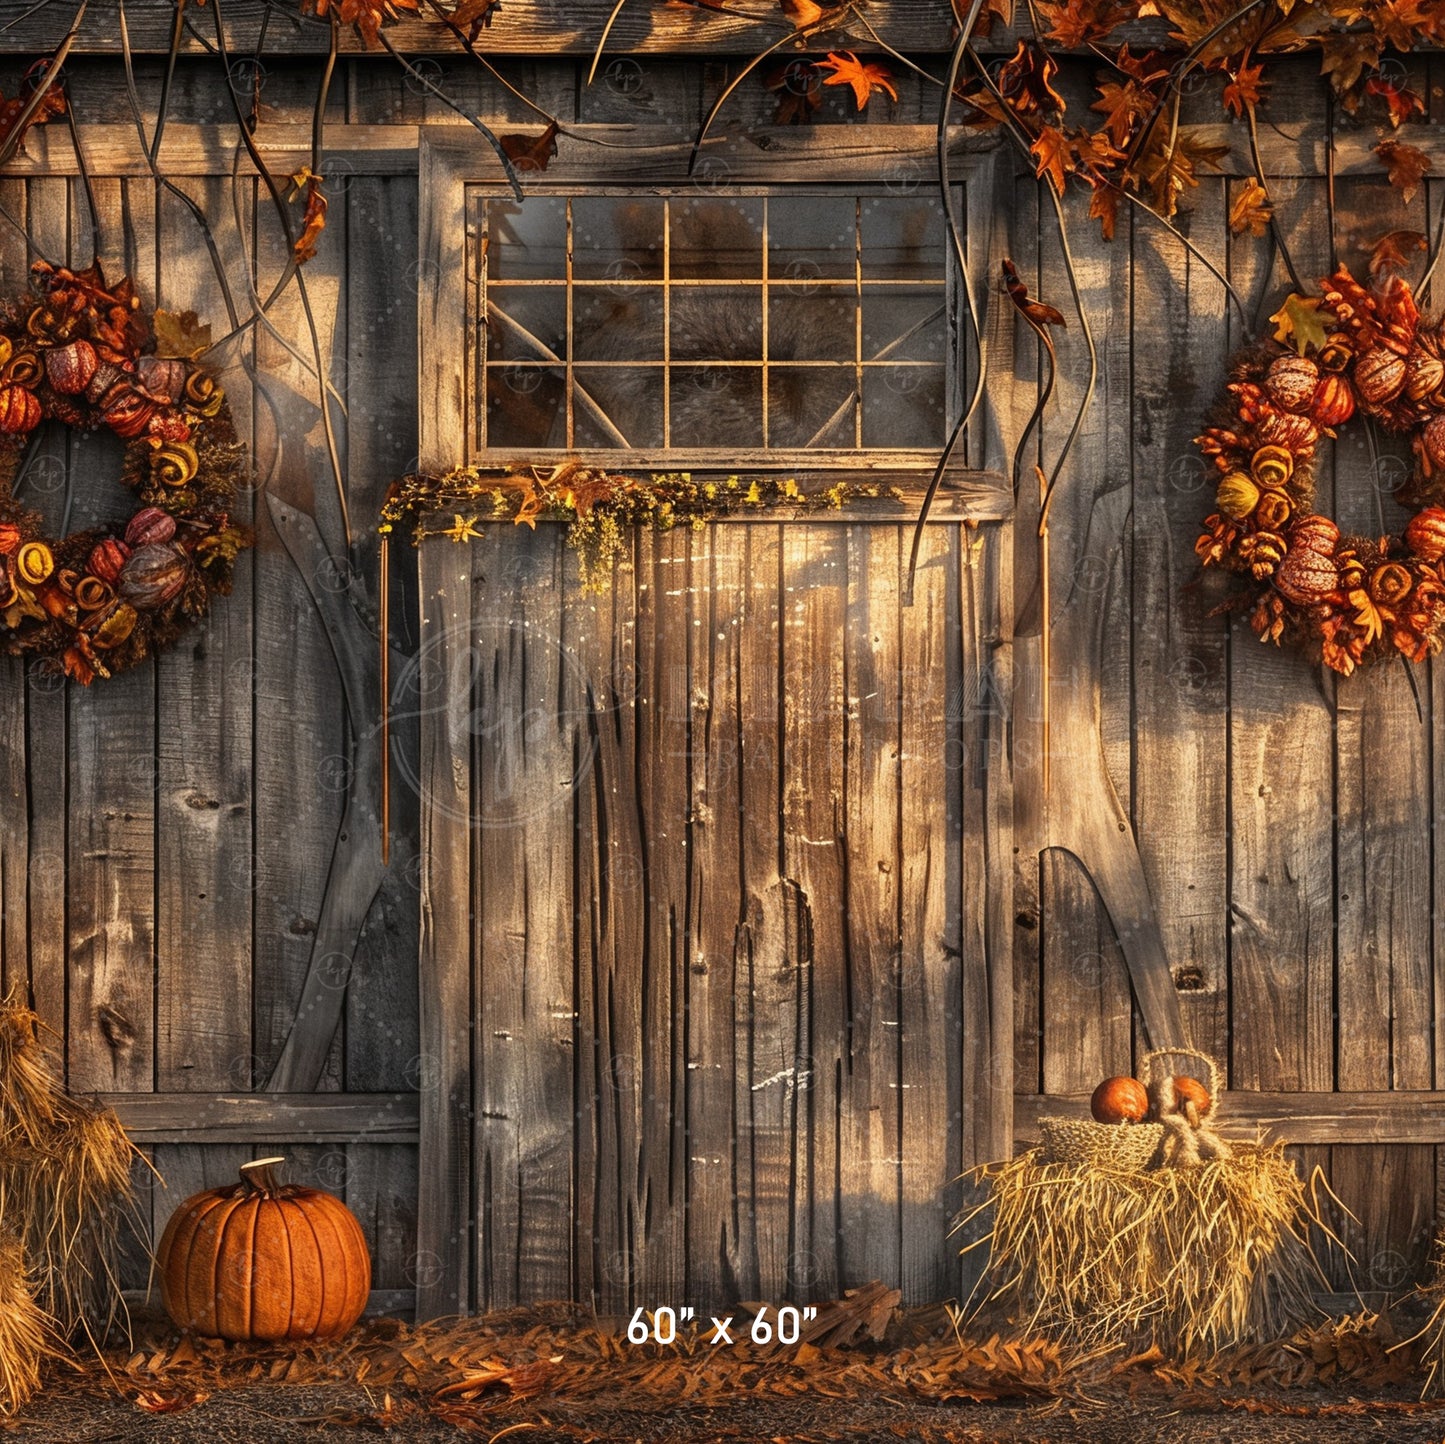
[767,196,855,282]
[486,366,566,447]
[572,198,665,281]
[768,291,855,363]
[486,288,567,362]
[573,366,664,448]
[671,286,762,363]
[862,366,945,447]
[485,198,566,281]
[574,289,665,361]
[475,188,951,455]
[861,288,946,363]
[859,196,946,280]
[670,198,763,280]
[768,367,856,448]
[670,366,762,447]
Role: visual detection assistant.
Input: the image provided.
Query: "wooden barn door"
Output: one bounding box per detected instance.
[413,128,1016,1317]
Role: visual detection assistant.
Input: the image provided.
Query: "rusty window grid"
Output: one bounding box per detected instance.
[472,188,957,465]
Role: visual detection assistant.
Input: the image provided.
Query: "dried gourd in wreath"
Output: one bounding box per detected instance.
[156,1157,371,1341]
[1196,264,1445,676]
[0,262,249,684]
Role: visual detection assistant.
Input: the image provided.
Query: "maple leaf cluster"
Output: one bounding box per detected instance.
[952,0,1445,239]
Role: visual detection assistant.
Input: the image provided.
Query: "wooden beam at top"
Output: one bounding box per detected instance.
[1016,1091,1445,1147]
[0,4,1182,57]
[12,120,1445,183]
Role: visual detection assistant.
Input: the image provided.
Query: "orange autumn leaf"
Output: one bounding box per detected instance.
[1377,137,1431,203]
[1087,180,1120,240]
[1222,61,1266,118]
[1228,177,1272,237]
[818,51,898,110]
[289,168,329,266]
[1366,75,1425,128]
[1035,0,1132,49]
[780,0,824,26]
[1090,78,1152,147]
[1367,228,1427,277]
[994,40,1065,118]
[500,120,559,173]
[1030,125,1071,195]
[449,0,501,37]
[301,0,418,49]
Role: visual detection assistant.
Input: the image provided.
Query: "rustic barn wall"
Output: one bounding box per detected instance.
[1005,54,1445,1291]
[3,37,1445,1313]
[0,67,429,1297]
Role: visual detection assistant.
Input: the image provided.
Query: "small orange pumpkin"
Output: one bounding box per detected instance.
[1090,1076,1149,1124]
[0,383,40,434]
[1172,1075,1212,1118]
[156,1157,371,1341]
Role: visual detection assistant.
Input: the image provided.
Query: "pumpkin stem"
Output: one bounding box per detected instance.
[239,1156,287,1197]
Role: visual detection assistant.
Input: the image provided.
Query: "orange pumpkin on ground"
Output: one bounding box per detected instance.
[1090,1076,1149,1124]
[156,1156,371,1341]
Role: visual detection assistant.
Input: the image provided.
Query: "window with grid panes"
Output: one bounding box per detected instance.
[473,189,960,464]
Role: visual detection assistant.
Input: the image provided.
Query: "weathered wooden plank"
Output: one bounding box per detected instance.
[569,549,641,1313]
[107,1091,420,1140]
[688,524,746,1304]
[250,174,348,1086]
[838,523,903,1292]
[0,175,33,1008]
[1226,176,1335,1097]
[1331,171,1437,1294]
[61,175,157,1096]
[732,524,799,1303]
[898,520,962,1303]
[977,522,1014,1170]
[1013,1093,1445,1145]
[0,0,961,56]
[155,173,254,1097]
[1003,168,1044,1107]
[471,526,575,1308]
[1038,167,1140,1088]
[1130,175,1231,1063]
[415,538,475,1318]
[781,524,847,1301]
[24,114,1445,182]
[419,132,469,470]
[341,169,422,1298]
[631,528,691,1302]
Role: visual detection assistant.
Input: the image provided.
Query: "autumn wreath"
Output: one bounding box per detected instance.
[0,263,249,685]
[1195,266,1445,676]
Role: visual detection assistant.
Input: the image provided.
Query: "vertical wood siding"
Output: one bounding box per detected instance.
[0,146,421,1292]
[418,517,1010,1313]
[3,48,1445,1312]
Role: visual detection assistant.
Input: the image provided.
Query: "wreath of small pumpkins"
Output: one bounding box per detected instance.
[1196,265,1445,676]
[0,262,249,685]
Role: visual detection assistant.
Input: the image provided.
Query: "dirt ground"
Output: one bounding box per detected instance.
[11,1299,1445,1444]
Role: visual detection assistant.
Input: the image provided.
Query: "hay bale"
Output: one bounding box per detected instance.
[0,998,141,1343]
[965,1141,1325,1357]
[0,1227,54,1415]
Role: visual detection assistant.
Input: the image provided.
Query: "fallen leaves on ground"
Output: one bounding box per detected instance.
[40,1295,1435,1437]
